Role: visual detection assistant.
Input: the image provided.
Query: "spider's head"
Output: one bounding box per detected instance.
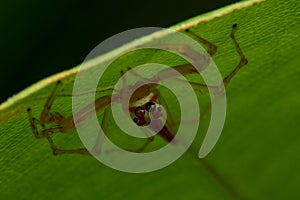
[130,101,164,126]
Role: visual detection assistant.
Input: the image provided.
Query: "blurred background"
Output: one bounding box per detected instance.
[0,0,238,103]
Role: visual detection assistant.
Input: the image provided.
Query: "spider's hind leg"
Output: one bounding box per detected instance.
[45,103,113,156]
[27,107,62,138]
[47,136,92,156]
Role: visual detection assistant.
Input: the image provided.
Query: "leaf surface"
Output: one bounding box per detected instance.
[1,0,300,199]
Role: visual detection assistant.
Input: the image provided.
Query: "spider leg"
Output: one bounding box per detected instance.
[56,86,115,97]
[184,28,217,56]
[27,80,67,130]
[126,28,218,83]
[128,129,154,153]
[126,66,150,83]
[223,24,248,87]
[47,137,91,156]
[44,104,113,156]
[150,28,217,75]
[105,128,155,153]
[156,24,247,122]
[89,106,111,155]
[156,93,176,128]
[119,69,130,98]
[27,108,62,138]
[153,24,247,89]
[157,91,200,130]
[28,106,91,155]
[124,28,217,84]
[39,80,63,124]
[182,24,248,94]
[188,24,248,120]
[28,107,91,155]
[28,79,115,156]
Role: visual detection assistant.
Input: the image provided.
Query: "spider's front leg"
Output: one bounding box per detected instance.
[155,24,247,93]
[187,24,248,94]
[150,29,218,79]
[185,28,217,56]
[152,24,247,120]
[223,23,248,87]
[185,24,248,119]
[27,81,66,139]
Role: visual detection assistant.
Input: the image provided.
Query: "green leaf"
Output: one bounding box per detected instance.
[1,0,300,199]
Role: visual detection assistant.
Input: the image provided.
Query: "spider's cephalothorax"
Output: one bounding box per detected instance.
[130,101,164,126]
[128,84,158,126]
[127,84,175,142]
[128,83,166,125]
[130,100,175,142]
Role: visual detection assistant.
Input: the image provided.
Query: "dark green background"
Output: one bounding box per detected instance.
[0,0,238,103]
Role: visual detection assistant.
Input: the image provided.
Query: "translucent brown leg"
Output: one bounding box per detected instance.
[27,108,43,138]
[89,106,111,155]
[46,104,113,156]
[187,24,248,93]
[127,27,218,82]
[39,81,63,124]
[190,24,248,119]
[185,28,217,56]
[46,137,92,156]
[104,120,156,153]
[128,131,154,153]
[27,78,117,155]
[28,106,91,155]
[27,107,61,138]
[156,94,177,128]
[223,24,248,87]
[57,86,115,97]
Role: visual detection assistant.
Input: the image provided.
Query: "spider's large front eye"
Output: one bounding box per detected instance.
[135,106,145,118]
[133,117,139,123]
[157,106,162,112]
[145,102,156,112]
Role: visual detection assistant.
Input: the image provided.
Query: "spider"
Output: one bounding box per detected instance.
[27,24,248,156]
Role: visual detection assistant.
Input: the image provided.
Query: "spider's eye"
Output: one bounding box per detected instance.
[157,106,162,112]
[135,106,145,118]
[145,102,156,112]
[133,117,139,123]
